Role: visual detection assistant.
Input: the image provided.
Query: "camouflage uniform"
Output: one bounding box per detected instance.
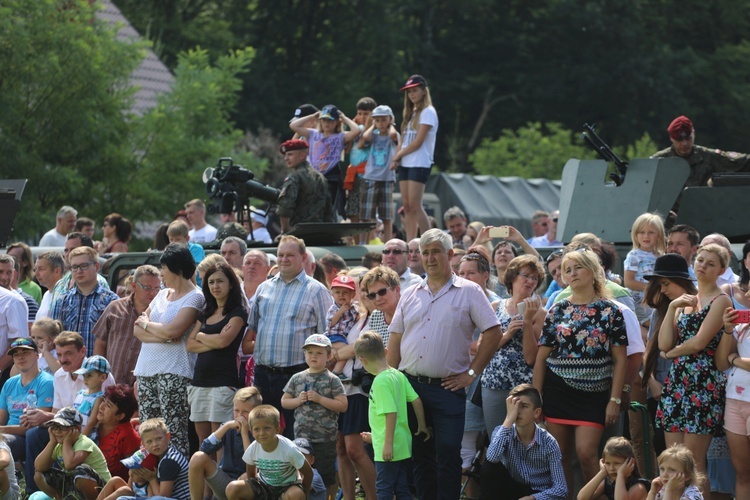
[652,144,750,186]
[277,161,335,226]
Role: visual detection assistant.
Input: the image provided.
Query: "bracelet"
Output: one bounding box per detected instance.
[144,322,148,332]
[725,327,734,334]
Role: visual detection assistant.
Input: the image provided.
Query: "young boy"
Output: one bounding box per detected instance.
[281,335,346,499]
[98,418,190,500]
[359,104,399,243]
[292,438,326,500]
[324,276,359,378]
[482,384,567,500]
[72,355,110,436]
[189,387,262,500]
[344,97,376,237]
[167,220,206,266]
[226,405,313,500]
[34,407,112,500]
[354,331,430,500]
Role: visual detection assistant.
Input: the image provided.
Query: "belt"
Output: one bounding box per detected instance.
[257,364,307,375]
[403,372,444,386]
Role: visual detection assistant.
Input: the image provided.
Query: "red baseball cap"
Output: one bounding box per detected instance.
[400,74,428,91]
[667,115,693,140]
[331,275,356,291]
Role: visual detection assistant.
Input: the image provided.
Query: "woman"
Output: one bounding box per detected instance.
[475,225,539,299]
[7,242,42,303]
[481,254,546,434]
[533,247,627,487]
[391,75,438,241]
[187,262,247,456]
[133,243,204,456]
[96,213,131,254]
[721,240,750,311]
[656,243,731,494]
[351,266,400,349]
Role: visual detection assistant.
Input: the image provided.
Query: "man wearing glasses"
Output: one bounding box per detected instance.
[50,247,118,354]
[93,265,161,387]
[529,209,562,248]
[49,232,109,307]
[382,239,422,289]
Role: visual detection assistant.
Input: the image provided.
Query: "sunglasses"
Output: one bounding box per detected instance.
[365,287,390,300]
[381,249,404,255]
[545,249,563,263]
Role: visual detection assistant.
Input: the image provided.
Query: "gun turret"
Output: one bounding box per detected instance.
[581,123,628,186]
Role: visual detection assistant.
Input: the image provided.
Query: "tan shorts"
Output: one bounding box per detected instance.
[188,385,235,422]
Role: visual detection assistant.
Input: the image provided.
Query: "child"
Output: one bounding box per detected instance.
[189,387,262,500]
[624,213,666,325]
[324,276,359,377]
[354,331,431,500]
[292,438,326,500]
[94,385,141,482]
[482,384,567,500]
[648,445,704,500]
[359,105,400,243]
[289,104,319,141]
[30,319,62,374]
[281,335,346,499]
[225,405,313,500]
[167,220,206,267]
[578,436,649,500]
[99,418,190,500]
[33,407,111,500]
[73,355,110,436]
[0,435,20,500]
[344,97,376,235]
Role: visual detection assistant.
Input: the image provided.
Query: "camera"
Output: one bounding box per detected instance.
[351,368,374,393]
[202,158,280,216]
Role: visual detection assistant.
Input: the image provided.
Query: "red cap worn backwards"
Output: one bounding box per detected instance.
[667,116,694,140]
[400,74,428,91]
[279,139,309,154]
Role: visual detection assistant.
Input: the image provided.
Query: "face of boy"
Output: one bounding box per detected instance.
[233,400,255,422]
[83,371,107,390]
[304,345,330,371]
[514,395,540,427]
[373,116,391,132]
[250,418,278,445]
[354,109,372,125]
[331,287,354,307]
[141,429,170,457]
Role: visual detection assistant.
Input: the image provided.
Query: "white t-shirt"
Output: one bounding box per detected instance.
[242,434,305,487]
[39,229,66,247]
[611,299,645,356]
[36,290,53,320]
[0,287,28,355]
[400,106,438,168]
[727,329,750,403]
[189,224,217,243]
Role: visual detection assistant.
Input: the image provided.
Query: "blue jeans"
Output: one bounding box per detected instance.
[26,425,50,493]
[407,380,465,500]
[376,459,412,500]
[253,365,298,440]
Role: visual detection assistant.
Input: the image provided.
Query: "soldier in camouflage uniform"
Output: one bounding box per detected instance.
[276,139,335,233]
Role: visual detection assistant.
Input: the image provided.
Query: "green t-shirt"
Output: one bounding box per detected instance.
[51,434,112,482]
[368,368,418,462]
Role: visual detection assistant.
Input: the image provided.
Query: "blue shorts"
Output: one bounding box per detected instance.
[339,394,371,435]
[398,166,431,184]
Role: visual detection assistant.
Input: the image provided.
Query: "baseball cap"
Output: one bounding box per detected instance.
[294,438,315,455]
[8,337,38,356]
[319,105,340,121]
[44,407,83,428]
[303,334,332,349]
[330,275,356,291]
[371,105,394,118]
[74,355,111,376]
[400,75,428,91]
[290,104,319,123]
[668,115,693,140]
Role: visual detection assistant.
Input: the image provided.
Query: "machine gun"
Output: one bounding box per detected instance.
[581,123,628,186]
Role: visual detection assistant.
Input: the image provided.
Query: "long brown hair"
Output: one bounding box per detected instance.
[401,86,434,133]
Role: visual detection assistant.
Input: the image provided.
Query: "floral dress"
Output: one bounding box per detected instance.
[656,296,726,434]
[481,299,531,390]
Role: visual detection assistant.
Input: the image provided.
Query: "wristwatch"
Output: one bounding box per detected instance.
[468,369,477,378]
[610,397,621,404]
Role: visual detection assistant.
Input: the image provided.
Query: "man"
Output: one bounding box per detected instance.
[652,115,750,187]
[0,338,54,463]
[667,224,700,280]
[276,139,334,233]
[50,232,109,306]
[529,209,563,247]
[0,255,37,330]
[22,331,115,493]
[244,235,333,439]
[701,233,738,285]
[408,238,425,276]
[74,217,95,239]
[50,246,118,353]
[382,238,422,289]
[0,268,28,376]
[528,210,550,240]
[93,265,161,386]
[387,228,502,500]
[185,199,218,243]
[33,251,65,320]
[220,236,247,270]
[38,205,77,247]
[242,250,271,302]
[443,206,471,249]
[319,253,348,287]
[304,250,317,277]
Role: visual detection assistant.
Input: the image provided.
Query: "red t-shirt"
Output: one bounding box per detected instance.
[98,422,142,480]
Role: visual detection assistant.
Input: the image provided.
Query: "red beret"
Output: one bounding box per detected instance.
[667,116,693,140]
[279,139,309,154]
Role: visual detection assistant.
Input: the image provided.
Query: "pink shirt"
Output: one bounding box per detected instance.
[389,275,500,379]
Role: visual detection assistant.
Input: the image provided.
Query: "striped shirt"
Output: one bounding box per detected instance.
[17,290,38,323]
[249,270,333,367]
[92,296,140,386]
[157,445,190,500]
[50,282,119,353]
[486,424,567,500]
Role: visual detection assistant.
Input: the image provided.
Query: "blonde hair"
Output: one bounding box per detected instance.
[630,213,666,254]
[197,253,228,276]
[234,386,263,406]
[31,318,63,341]
[249,404,280,428]
[658,444,703,487]
[401,86,434,133]
[139,418,169,436]
[354,331,386,361]
[167,220,189,238]
[696,243,730,269]
[560,247,610,299]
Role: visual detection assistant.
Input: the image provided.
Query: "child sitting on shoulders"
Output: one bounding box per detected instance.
[324,276,359,378]
[73,355,110,436]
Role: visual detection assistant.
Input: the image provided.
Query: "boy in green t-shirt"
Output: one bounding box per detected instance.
[354,331,431,499]
[33,407,112,500]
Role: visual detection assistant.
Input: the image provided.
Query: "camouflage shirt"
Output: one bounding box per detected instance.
[652,144,750,186]
[283,369,345,442]
[277,162,335,227]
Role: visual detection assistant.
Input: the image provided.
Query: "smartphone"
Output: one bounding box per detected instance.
[489,226,509,238]
[736,309,750,323]
[517,302,526,317]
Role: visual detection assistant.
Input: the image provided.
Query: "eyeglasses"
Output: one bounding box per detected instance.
[70,262,95,272]
[365,288,390,300]
[518,272,539,283]
[136,282,161,292]
[381,249,404,255]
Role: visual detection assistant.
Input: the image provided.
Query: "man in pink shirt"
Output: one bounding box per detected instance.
[387,228,502,500]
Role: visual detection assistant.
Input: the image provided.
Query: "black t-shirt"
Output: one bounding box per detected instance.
[191,305,248,387]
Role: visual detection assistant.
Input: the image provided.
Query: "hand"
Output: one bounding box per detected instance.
[665,472,686,492]
[415,425,432,442]
[360,431,372,444]
[64,427,80,444]
[441,372,473,392]
[523,296,542,320]
[617,457,636,478]
[650,476,664,494]
[505,226,524,244]
[25,409,51,428]
[671,294,697,310]
[505,395,520,422]
[605,401,620,426]
[505,319,524,336]
[41,339,52,355]
[723,307,739,331]
[382,442,393,462]
[133,467,156,482]
[389,158,400,171]
[474,226,492,246]
[19,413,29,430]
[236,415,249,433]
[306,390,320,404]
[299,391,308,405]
[135,313,149,330]
[598,458,607,474]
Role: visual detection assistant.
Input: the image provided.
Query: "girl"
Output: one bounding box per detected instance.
[656,244,731,494]
[624,213,666,325]
[289,104,360,216]
[648,445,704,500]
[579,437,649,500]
[30,318,62,374]
[391,75,438,241]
